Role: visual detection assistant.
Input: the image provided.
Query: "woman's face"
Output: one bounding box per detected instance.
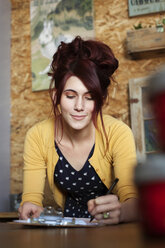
[60,76,95,131]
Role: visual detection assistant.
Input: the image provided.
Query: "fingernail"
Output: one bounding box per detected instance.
[95,198,100,204]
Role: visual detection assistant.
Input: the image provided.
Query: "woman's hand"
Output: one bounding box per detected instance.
[18,202,43,220]
[87,194,121,225]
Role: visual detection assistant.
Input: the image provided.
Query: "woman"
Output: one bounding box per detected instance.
[19,36,138,224]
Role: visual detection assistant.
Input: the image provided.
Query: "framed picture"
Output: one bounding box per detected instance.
[30,0,95,91]
[128,0,165,17]
[129,77,159,161]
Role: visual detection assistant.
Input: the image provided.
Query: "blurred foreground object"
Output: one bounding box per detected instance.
[135,66,165,236]
[148,66,165,150]
[135,154,165,236]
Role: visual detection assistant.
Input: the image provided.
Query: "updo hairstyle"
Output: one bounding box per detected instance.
[49,36,118,124]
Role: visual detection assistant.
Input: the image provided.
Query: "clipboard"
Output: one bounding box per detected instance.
[13,206,100,227]
[13,216,99,227]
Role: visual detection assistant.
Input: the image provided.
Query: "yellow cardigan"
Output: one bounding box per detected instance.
[21,114,137,209]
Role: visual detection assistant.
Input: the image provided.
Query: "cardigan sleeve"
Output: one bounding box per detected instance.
[21,124,47,207]
[110,122,138,202]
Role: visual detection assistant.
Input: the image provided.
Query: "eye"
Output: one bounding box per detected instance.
[65,93,76,99]
[66,95,75,99]
[85,93,93,100]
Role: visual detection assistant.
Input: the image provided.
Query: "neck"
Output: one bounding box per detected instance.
[55,117,95,147]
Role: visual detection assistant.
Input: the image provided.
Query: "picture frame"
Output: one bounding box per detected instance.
[30,0,95,92]
[128,0,165,17]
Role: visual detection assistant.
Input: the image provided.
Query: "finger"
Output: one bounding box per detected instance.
[21,208,35,220]
[90,201,121,216]
[95,194,118,205]
[20,211,29,220]
[99,217,120,225]
[94,214,119,225]
[94,208,120,221]
[87,199,95,212]
[95,212,120,225]
[32,207,43,218]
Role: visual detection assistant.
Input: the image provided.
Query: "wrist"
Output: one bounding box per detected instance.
[119,198,139,223]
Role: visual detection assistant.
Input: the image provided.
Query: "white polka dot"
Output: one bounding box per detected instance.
[78,178,82,180]
[83,172,87,176]
[91,176,95,180]
[59,170,63,173]
[85,211,88,214]
[80,187,84,190]
[86,182,90,185]
[89,165,91,168]
[73,213,75,216]
[67,187,71,190]
[94,186,98,188]
[72,183,76,186]
[65,164,69,168]
[91,192,95,194]
[72,206,75,209]
[60,181,63,184]
[65,177,69,180]
[78,209,80,212]
[71,172,75,175]
[60,157,63,160]
[55,174,58,177]
[66,209,69,212]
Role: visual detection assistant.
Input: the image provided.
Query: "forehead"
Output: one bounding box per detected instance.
[64,76,88,92]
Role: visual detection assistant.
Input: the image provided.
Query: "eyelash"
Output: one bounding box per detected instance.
[85,96,93,100]
[66,95,75,99]
[66,95,93,100]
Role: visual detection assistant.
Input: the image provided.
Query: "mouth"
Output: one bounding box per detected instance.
[71,115,87,120]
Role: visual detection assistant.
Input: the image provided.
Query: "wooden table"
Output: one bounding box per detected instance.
[0,219,165,248]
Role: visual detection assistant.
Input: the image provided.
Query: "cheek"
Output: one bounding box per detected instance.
[87,102,95,113]
[60,97,71,112]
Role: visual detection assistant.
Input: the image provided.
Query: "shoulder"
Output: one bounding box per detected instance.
[102,114,132,133]
[101,115,136,156]
[99,114,135,145]
[25,117,54,146]
[27,117,54,134]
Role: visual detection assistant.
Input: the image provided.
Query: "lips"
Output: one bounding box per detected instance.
[71,115,87,120]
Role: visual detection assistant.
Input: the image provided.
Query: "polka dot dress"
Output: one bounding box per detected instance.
[54,142,108,218]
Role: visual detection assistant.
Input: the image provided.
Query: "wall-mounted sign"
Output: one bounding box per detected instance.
[128,0,165,17]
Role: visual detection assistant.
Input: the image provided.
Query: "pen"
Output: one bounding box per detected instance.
[90,178,119,222]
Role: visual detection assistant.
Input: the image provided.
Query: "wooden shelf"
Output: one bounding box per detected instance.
[126,27,165,59]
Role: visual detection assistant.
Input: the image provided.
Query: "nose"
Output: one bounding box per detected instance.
[74,96,84,111]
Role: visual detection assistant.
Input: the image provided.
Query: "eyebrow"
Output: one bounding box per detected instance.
[64,89,91,94]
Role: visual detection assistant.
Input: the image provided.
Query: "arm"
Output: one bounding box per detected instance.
[88,196,139,224]
[20,124,47,210]
[88,122,138,224]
